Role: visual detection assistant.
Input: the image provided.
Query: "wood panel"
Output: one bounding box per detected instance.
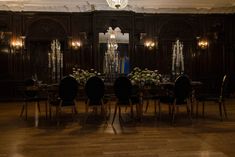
[0,11,234,99]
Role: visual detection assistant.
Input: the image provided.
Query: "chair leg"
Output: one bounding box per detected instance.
[222,101,228,119]
[104,101,110,119]
[196,101,199,118]
[202,101,205,118]
[37,101,40,115]
[145,100,149,113]
[35,102,39,127]
[125,106,128,112]
[118,107,122,121]
[171,101,176,124]
[219,102,223,121]
[191,99,194,117]
[49,105,52,119]
[20,104,25,117]
[186,99,192,122]
[25,102,28,120]
[102,105,108,124]
[118,107,124,124]
[55,106,58,124]
[73,105,78,114]
[84,103,89,124]
[186,104,190,114]
[70,104,76,121]
[56,106,61,125]
[154,100,157,115]
[139,96,143,119]
[37,101,41,114]
[158,100,161,120]
[136,104,140,120]
[172,106,175,124]
[108,102,111,117]
[176,106,179,114]
[45,101,48,119]
[130,105,134,118]
[168,104,172,115]
[112,104,118,125]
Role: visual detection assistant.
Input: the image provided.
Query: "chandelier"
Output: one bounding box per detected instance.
[106,0,128,9]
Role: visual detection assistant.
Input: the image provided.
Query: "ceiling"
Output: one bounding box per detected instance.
[0,0,235,13]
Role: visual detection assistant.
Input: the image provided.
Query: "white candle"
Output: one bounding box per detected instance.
[172,44,176,72]
[48,53,51,68]
[181,44,184,72]
[61,53,63,68]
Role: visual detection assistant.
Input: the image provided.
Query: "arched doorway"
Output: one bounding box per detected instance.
[26,18,67,82]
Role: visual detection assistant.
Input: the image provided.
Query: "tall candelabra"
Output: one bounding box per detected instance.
[104,27,120,76]
[172,39,184,76]
[48,39,63,83]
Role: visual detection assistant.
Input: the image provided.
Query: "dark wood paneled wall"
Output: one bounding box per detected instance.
[0,11,235,99]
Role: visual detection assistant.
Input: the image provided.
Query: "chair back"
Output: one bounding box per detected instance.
[220,75,228,99]
[59,76,78,103]
[85,76,105,103]
[114,76,132,102]
[174,75,192,102]
[131,84,141,104]
[24,78,37,98]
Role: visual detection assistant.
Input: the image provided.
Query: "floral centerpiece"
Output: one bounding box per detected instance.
[128,67,162,86]
[71,68,101,86]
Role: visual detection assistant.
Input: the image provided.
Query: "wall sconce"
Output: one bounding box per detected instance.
[144,40,157,50]
[11,36,25,51]
[140,33,158,50]
[71,41,81,50]
[197,37,209,49]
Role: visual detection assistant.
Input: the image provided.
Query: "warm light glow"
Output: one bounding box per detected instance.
[110,33,116,39]
[71,41,81,50]
[106,0,128,9]
[144,40,155,50]
[198,39,209,49]
[11,39,23,49]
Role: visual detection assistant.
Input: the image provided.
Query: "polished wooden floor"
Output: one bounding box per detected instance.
[0,99,235,157]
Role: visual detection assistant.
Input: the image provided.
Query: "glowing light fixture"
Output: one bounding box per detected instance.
[144,40,155,50]
[11,36,25,51]
[198,38,209,49]
[71,41,81,50]
[106,0,128,9]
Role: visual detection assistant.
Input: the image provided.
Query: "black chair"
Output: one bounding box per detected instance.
[155,75,192,124]
[85,76,107,123]
[112,76,135,125]
[171,74,192,123]
[196,75,228,120]
[51,76,79,124]
[20,79,41,120]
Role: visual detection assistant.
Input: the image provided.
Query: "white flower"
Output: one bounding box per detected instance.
[129,67,162,86]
